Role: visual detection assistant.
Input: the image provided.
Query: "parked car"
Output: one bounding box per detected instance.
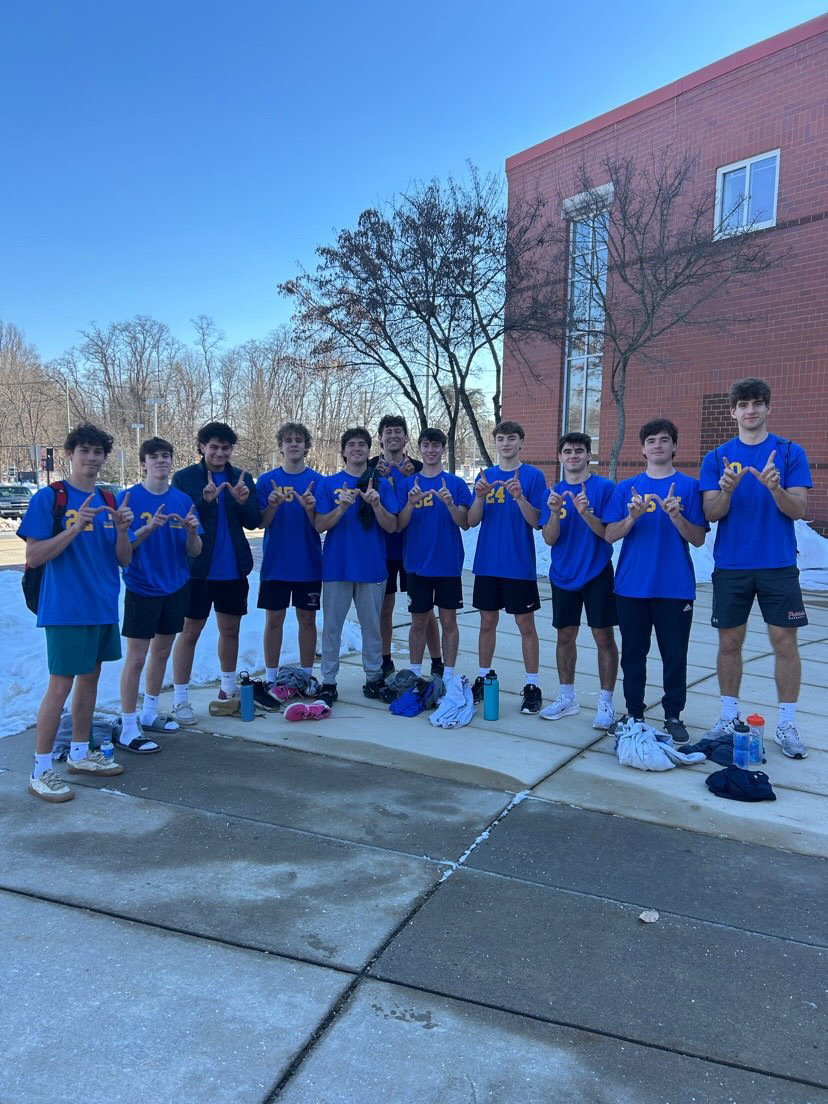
[0,483,33,519]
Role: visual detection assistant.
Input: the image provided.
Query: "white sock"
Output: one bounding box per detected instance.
[173,684,189,706]
[478,667,490,679]
[220,671,236,696]
[265,667,278,684]
[720,696,739,721]
[121,713,140,739]
[33,753,53,779]
[525,673,538,686]
[560,683,575,701]
[443,666,455,678]
[599,689,613,705]
[141,694,159,724]
[69,741,87,762]
[409,663,422,676]
[778,702,796,727]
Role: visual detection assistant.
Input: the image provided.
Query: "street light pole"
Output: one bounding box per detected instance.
[131,422,144,481]
[148,397,161,437]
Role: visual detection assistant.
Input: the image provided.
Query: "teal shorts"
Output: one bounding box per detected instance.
[45,624,122,676]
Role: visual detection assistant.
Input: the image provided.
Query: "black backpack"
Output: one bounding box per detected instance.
[22,482,116,614]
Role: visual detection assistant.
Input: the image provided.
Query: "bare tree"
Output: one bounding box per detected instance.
[0,322,66,479]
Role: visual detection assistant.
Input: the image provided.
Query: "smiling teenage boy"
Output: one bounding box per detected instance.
[397,428,472,679]
[116,437,202,753]
[19,423,133,802]
[604,419,707,742]
[314,427,399,707]
[255,422,322,692]
[700,377,811,759]
[171,421,261,720]
[467,420,547,713]
[539,432,618,729]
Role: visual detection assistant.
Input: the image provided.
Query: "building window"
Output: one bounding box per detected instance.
[715,150,779,236]
[563,208,608,452]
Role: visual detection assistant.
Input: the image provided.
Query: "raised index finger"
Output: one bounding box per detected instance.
[766,450,776,468]
[667,482,675,499]
[81,492,95,508]
[121,491,130,508]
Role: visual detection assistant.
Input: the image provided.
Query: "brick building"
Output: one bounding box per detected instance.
[503,15,828,532]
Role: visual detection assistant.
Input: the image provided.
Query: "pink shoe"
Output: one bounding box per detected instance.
[270,684,299,703]
[284,702,310,722]
[306,700,332,720]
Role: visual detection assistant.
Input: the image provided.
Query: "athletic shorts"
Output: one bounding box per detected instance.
[385,558,407,596]
[711,567,808,629]
[258,580,322,611]
[45,624,121,677]
[407,573,463,614]
[186,577,249,621]
[473,575,541,615]
[122,584,190,639]
[551,562,617,630]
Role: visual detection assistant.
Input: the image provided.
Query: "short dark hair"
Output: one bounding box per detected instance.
[639,418,678,446]
[64,423,114,456]
[558,432,592,453]
[378,414,409,437]
[197,421,237,447]
[418,427,447,447]
[341,426,372,455]
[277,421,311,452]
[729,377,771,408]
[139,436,174,463]
[493,420,525,440]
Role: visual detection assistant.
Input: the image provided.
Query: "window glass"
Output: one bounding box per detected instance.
[748,156,776,224]
[720,167,746,232]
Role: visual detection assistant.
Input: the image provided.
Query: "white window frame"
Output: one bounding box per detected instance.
[714,149,780,237]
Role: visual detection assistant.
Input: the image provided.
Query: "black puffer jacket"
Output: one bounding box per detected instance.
[172,460,261,579]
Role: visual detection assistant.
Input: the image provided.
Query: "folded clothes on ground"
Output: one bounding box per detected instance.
[615,720,707,771]
[683,734,734,765]
[271,667,321,698]
[705,765,777,802]
[430,675,475,729]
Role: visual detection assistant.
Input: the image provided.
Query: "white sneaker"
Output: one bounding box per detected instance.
[172,701,198,726]
[774,723,808,759]
[704,715,741,740]
[67,751,124,776]
[539,695,580,721]
[592,702,616,730]
[28,769,74,803]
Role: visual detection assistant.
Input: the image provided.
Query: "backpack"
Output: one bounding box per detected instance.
[389,677,440,717]
[22,482,116,615]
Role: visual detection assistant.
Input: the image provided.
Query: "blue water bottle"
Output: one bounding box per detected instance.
[239,672,254,722]
[731,720,750,768]
[483,671,499,721]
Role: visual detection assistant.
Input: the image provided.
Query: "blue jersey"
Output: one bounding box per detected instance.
[538,474,615,590]
[371,458,421,560]
[118,484,201,597]
[315,470,399,583]
[206,471,238,581]
[605,471,707,600]
[699,434,811,570]
[18,483,123,627]
[256,467,323,582]
[399,472,473,576]
[472,464,547,580]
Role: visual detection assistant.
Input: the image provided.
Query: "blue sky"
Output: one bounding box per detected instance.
[2,0,824,361]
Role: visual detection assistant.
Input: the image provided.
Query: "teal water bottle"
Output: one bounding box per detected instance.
[483,672,499,721]
[239,672,254,722]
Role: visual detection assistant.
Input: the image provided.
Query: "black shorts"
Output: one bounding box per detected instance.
[385,558,407,596]
[551,562,617,629]
[258,579,322,611]
[473,575,541,615]
[186,577,249,620]
[711,567,808,629]
[407,573,463,614]
[122,584,190,639]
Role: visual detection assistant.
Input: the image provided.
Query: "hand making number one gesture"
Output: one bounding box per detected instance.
[407,478,424,506]
[436,477,453,507]
[111,491,133,532]
[202,470,225,503]
[298,481,316,512]
[228,471,249,504]
[267,480,286,509]
[652,482,680,519]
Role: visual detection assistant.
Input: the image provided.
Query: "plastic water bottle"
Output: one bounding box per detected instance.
[239,671,254,722]
[100,735,115,764]
[746,713,765,766]
[483,672,499,721]
[732,719,751,768]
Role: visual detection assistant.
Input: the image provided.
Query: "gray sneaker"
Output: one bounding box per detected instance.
[774,723,808,759]
[172,701,198,726]
[67,751,124,776]
[704,715,742,740]
[28,769,74,803]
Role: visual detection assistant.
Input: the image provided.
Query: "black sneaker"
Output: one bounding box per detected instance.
[318,683,338,708]
[472,670,496,704]
[363,678,385,700]
[664,718,690,744]
[252,680,280,712]
[520,684,542,715]
[381,657,395,679]
[430,658,445,678]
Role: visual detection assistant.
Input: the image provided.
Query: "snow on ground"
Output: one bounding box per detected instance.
[2,520,825,740]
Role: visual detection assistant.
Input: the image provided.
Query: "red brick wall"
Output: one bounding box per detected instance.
[504,27,828,532]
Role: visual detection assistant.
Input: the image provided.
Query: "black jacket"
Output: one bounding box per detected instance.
[172,460,261,579]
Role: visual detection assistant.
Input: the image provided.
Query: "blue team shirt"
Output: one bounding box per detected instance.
[206,471,239,580]
[315,470,399,582]
[18,483,123,627]
[699,434,812,570]
[373,459,421,560]
[538,474,615,590]
[398,472,473,576]
[472,464,547,580]
[118,484,201,597]
[605,471,707,600]
[256,467,323,582]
